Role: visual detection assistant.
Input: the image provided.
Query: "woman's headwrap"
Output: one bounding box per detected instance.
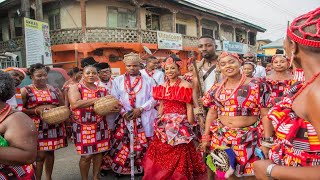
[287,7,320,47]
[243,61,256,69]
[161,55,182,69]
[218,51,242,63]
[123,52,141,64]
[81,57,97,68]
[3,67,26,79]
[271,54,289,63]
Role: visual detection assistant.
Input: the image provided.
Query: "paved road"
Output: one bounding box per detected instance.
[42,140,142,180]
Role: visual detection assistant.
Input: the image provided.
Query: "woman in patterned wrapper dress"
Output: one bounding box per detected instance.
[262,54,295,105]
[62,67,83,140]
[0,70,37,180]
[21,63,67,180]
[200,52,273,180]
[68,63,119,180]
[143,55,207,180]
[254,7,320,180]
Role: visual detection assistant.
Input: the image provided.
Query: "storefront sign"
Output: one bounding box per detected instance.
[157,31,183,50]
[222,41,248,54]
[24,18,52,67]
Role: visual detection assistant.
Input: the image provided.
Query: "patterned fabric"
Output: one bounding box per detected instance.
[293,68,305,82]
[268,82,320,166]
[24,85,67,151]
[262,78,295,106]
[0,164,35,180]
[153,86,195,146]
[210,119,262,177]
[6,88,23,111]
[143,85,206,180]
[183,73,193,83]
[202,78,271,116]
[72,83,110,155]
[109,116,148,175]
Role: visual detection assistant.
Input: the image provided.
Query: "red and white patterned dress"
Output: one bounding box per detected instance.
[23,84,67,151]
[202,78,271,177]
[143,82,206,180]
[268,82,320,166]
[71,83,110,155]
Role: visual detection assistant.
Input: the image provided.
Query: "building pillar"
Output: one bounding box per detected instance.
[80,0,87,42]
[8,12,15,39]
[246,30,250,44]
[233,27,236,42]
[35,0,43,21]
[196,16,202,37]
[172,11,177,33]
[217,22,221,40]
[21,0,30,18]
[136,5,142,43]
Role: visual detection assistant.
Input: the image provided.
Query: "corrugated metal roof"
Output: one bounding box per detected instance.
[261,38,284,49]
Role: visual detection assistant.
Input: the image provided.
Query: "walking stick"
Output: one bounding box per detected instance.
[192,58,208,163]
[129,119,135,180]
[192,58,206,132]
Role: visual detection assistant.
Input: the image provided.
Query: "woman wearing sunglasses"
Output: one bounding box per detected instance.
[200,52,273,179]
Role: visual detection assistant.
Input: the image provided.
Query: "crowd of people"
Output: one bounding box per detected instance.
[0,7,319,180]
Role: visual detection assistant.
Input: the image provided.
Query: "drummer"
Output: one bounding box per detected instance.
[21,63,67,180]
[68,58,119,180]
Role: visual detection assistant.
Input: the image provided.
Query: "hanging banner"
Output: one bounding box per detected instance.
[222,41,248,54]
[24,18,52,67]
[157,31,183,50]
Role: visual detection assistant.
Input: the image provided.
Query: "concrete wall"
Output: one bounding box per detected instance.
[86,0,107,27]
[60,1,81,29]
[1,18,10,41]
[176,13,197,37]
[160,14,172,32]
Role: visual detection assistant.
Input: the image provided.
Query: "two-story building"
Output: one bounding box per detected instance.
[0,0,265,73]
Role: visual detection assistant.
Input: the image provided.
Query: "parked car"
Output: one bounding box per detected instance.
[19,68,70,90]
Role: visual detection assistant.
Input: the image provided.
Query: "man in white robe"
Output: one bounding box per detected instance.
[107,52,157,175]
[140,56,165,86]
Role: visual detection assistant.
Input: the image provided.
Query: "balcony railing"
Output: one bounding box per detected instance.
[0,28,199,52]
[0,37,24,52]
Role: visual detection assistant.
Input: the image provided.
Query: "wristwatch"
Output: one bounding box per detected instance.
[139,107,144,113]
[266,164,277,178]
[262,137,274,142]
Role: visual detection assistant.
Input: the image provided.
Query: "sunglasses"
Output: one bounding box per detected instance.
[243,56,254,59]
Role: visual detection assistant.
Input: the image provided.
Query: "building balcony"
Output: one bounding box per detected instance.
[0,27,199,52]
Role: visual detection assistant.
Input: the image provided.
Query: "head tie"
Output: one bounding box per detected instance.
[3,67,26,79]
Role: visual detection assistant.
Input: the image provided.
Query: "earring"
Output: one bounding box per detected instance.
[289,52,295,67]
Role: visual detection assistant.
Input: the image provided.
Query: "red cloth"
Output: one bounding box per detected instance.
[142,137,206,180]
[153,85,192,103]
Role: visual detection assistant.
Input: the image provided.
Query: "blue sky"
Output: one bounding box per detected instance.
[187,0,320,41]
